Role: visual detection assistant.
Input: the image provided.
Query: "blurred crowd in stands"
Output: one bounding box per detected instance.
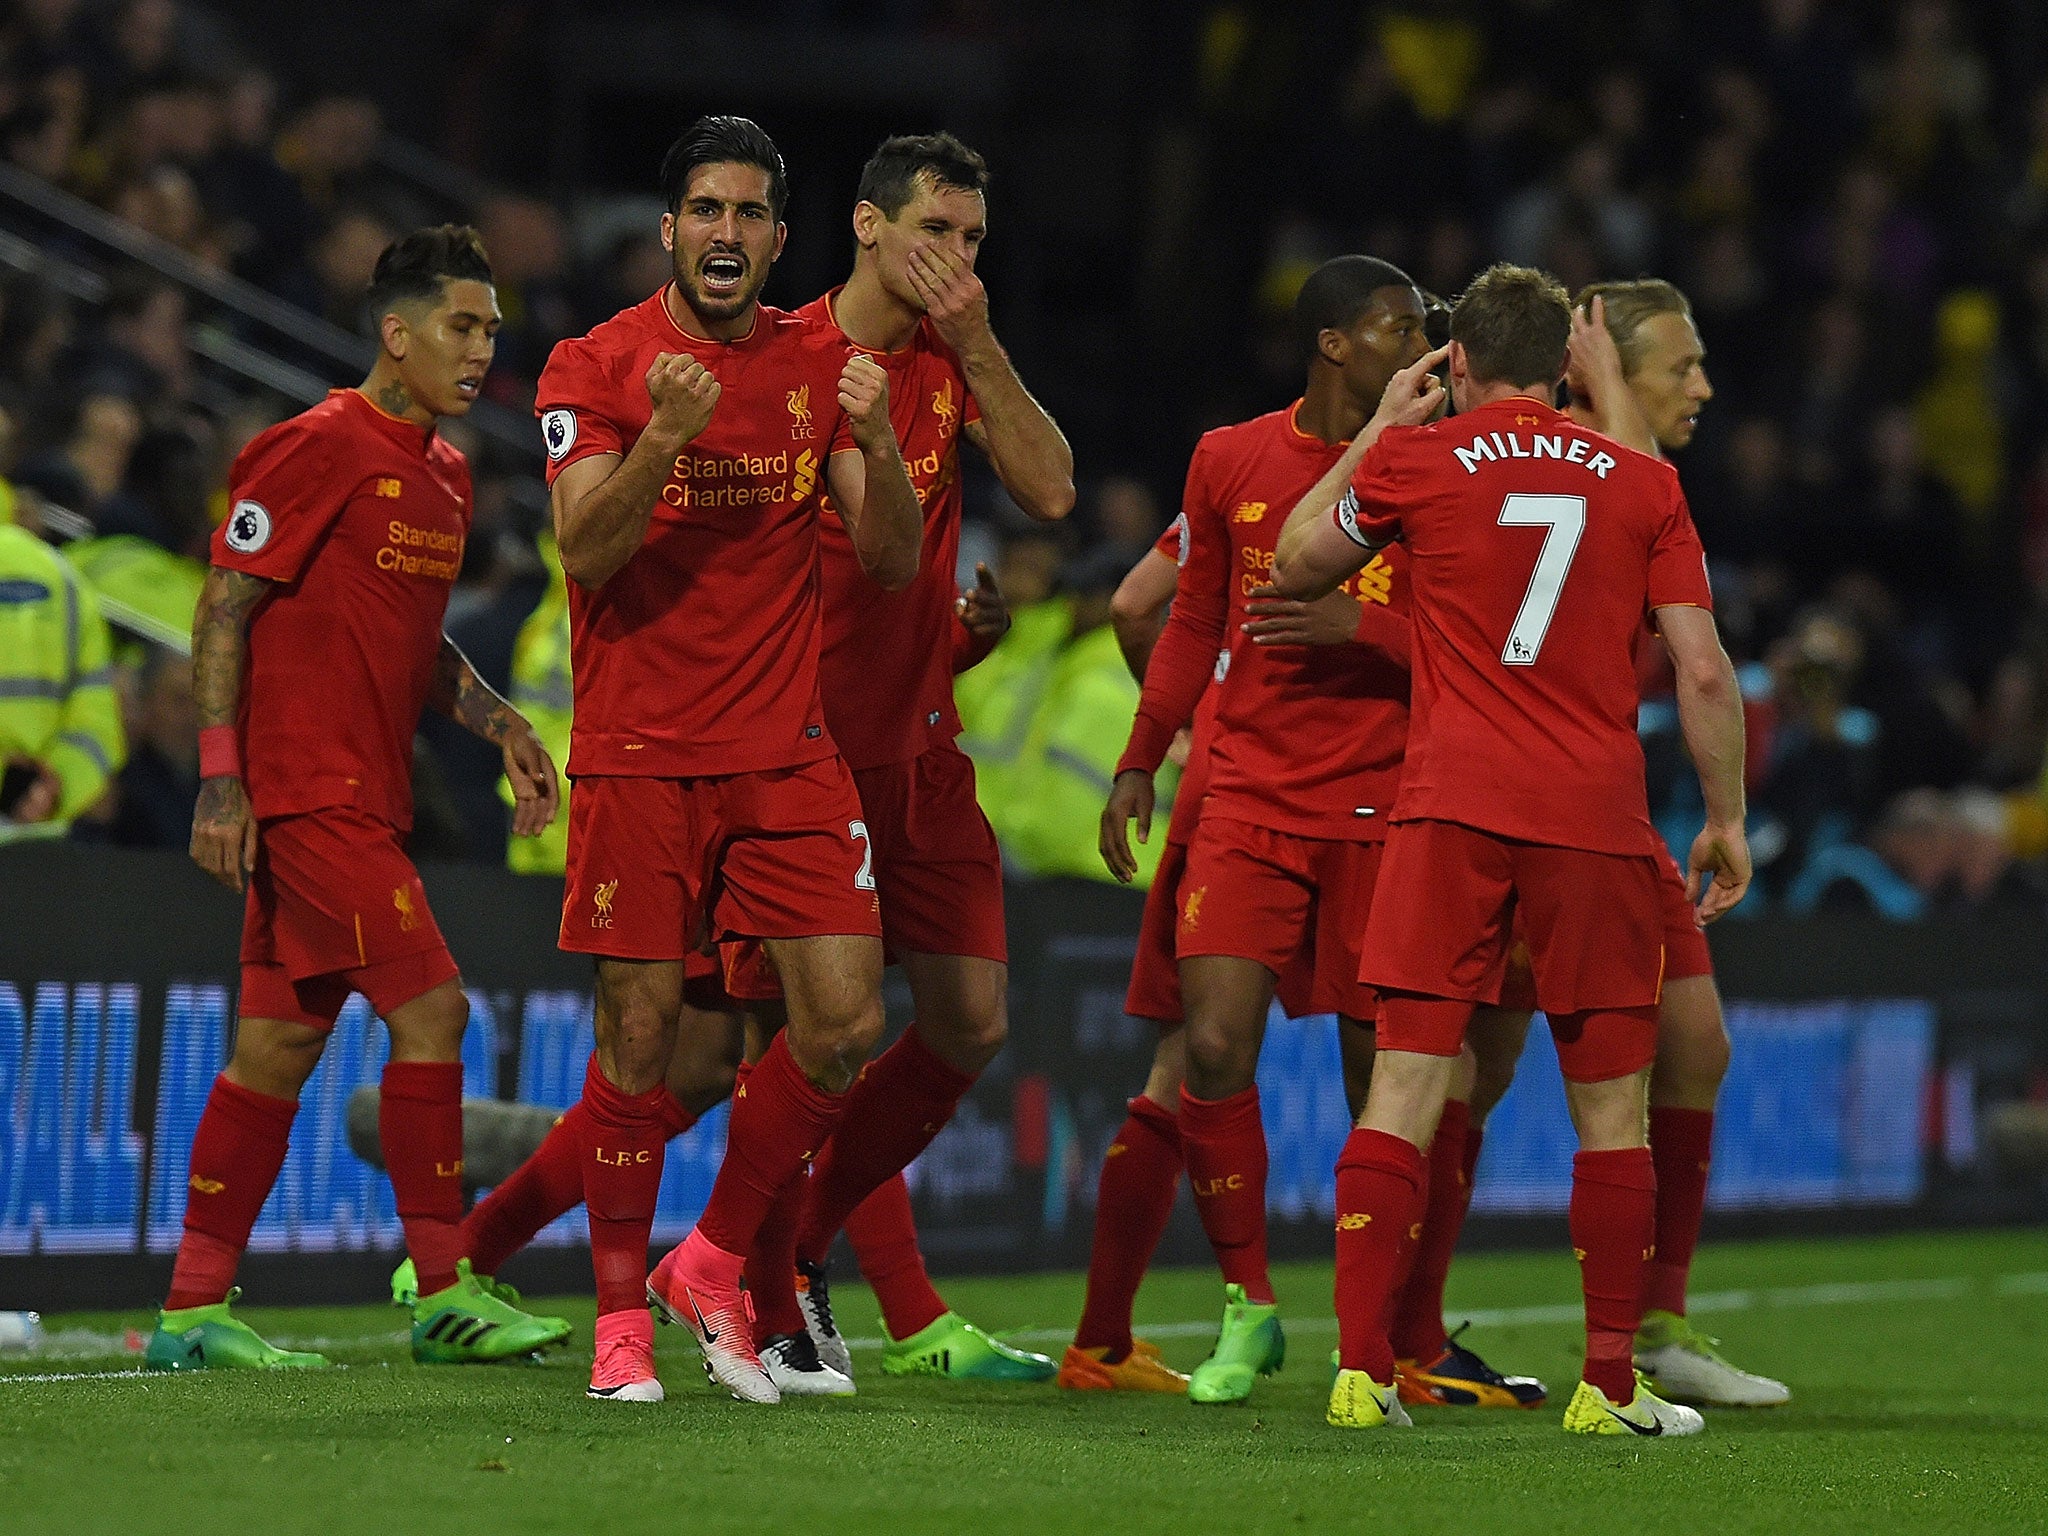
[2,0,2046,922]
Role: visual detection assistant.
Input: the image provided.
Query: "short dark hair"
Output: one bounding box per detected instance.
[1293,256,1416,360]
[1574,278,1694,376]
[856,132,989,219]
[660,115,789,220]
[364,224,492,321]
[1450,263,1571,389]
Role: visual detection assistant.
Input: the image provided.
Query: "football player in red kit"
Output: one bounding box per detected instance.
[537,116,922,1404]
[148,226,570,1372]
[1274,264,1750,1435]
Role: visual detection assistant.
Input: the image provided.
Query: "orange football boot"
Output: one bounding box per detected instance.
[1057,1337,1190,1394]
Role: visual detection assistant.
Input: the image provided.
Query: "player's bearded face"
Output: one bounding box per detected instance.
[395,279,499,417]
[665,162,784,324]
[1628,312,1713,451]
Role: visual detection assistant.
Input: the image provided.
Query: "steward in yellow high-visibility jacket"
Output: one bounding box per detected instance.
[503,536,573,875]
[0,525,126,842]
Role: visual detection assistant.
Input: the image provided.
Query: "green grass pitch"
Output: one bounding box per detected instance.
[3,1229,2045,1536]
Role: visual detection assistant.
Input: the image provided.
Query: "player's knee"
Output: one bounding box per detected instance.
[1183,1015,1256,1098]
[790,994,885,1093]
[918,992,1007,1074]
[600,998,682,1094]
[386,983,468,1063]
[225,1018,327,1099]
[1654,982,1730,1103]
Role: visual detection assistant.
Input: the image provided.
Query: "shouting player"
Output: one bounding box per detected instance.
[147,226,571,1372]
[537,116,922,1404]
[722,131,1075,1390]
[1094,257,1544,1407]
[1274,264,1750,1436]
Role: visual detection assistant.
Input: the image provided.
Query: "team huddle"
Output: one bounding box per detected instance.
[148,113,1790,1437]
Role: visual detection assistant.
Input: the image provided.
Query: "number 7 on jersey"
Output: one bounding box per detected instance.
[1497,493,1586,666]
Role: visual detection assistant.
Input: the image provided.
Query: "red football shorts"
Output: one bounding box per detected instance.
[1177,818,1382,1020]
[1496,847,1711,1011]
[714,743,1007,1002]
[1362,814,1664,1016]
[238,807,459,1030]
[1125,837,1188,1024]
[854,744,1007,963]
[560,758,882,961]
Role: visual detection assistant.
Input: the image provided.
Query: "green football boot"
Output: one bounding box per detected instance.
[143,1289,331,1372]
[1187,1284,1285,1404]
[390,1255,525,1309]
[880,1311,1059,1382]
[409,1259,572,1363]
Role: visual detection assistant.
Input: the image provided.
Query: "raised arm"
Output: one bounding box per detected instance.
[552,352,720,589]
[910,243,1075,522]
[427,636,560,838]
[824,354,923,591]
[1564,296,1657,456]
[188,564,272,890]
[1273,346,1447,599]
[1658,602,1750,921]
[1109,544,1180,683]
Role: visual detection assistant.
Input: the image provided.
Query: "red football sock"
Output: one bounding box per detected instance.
[1333,1127,1425,1381]
[847,1173,949,1340]
[655,1084,697,1139]
[745,1167,809,1346]
[380,1061,466,1296]
[1645,1106,1714,1317]
[793,1025,974,1265]
[578,1053,671,1317]
[1072,1094,1182,1356]
[165,1075,297,1309]
[1571,1146,1657,1402]
[464,1088,697,1277]
[1390,1098,1476,1362]
[1178,1086,1273,1304]
[464,1103,585,1276]
[695,1032,847,1257]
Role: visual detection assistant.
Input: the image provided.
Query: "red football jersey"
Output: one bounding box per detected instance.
[1121,403,1412,842]
[1339,395,1712,855]
[536,291,856,778]
[212,389,471,829]
[800,289,982,771]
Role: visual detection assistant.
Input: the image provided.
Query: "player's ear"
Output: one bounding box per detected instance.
[771,221,787,264]
[852,200,882,250]
[659,212,676,254]
[379,309,408,362]
[1317,326,1347,367]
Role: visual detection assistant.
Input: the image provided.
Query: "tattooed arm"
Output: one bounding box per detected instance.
[427,637,561,837]
[188,565,271,890]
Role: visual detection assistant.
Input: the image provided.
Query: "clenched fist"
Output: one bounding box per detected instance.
[646,351,720,443]
[839,353,895,454]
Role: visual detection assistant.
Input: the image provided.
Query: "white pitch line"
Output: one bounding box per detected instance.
[839,1268,2048,1351]
[7,1269,2043,1380]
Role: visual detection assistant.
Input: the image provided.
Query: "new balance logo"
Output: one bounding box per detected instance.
[1336,1212,1371,1230]
[189,1175,225,1195]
